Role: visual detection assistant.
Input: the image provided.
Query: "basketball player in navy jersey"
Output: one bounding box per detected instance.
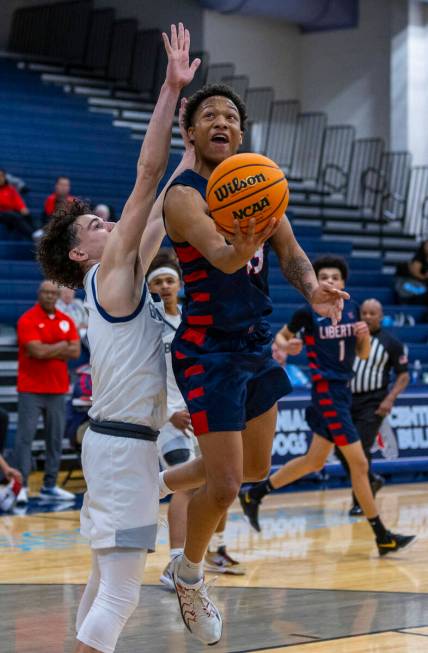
[240,256,415,556]
[160,85,349,645]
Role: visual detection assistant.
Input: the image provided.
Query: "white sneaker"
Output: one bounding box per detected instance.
[39,486,75,501]
[170,554,223,645]
[16,486,29,505]
[160,559,175,591]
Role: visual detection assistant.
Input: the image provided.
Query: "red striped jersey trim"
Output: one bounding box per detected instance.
[181,328,206,347]
[187,314,214,326]
[183,270,208,283]
[175,245,203,263]
[188,386,205,401]
[334,435,349,446]
[191,410,209,435]
[184,364,205,378]
[191,292,211,302]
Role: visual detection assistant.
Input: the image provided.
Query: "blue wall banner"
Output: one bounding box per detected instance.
[273,390,428,476]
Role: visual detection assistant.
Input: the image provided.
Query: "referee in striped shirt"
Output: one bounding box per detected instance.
[337,298,409,515]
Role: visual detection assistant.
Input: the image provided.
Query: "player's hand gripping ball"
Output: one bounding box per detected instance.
[206,152,289,234]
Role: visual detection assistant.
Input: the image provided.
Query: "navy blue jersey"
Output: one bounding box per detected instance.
[288,300,360,382]
[164,169,272,333]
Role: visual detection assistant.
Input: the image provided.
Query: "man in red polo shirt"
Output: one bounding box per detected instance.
[14,280,81,504]
[43,176,74,219]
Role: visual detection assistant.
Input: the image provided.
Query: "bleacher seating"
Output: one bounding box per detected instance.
[3,3,428,468]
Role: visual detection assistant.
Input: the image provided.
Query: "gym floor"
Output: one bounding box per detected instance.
[0,476,427,652]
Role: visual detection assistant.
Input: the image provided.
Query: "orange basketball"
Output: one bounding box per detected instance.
[206,152,289,234]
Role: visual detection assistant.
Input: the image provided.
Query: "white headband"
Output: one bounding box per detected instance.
[147,266,180,284]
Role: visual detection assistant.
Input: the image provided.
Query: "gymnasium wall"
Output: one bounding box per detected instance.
[202,10,300,101]
[203,0,392,145]
[298,0,392,144]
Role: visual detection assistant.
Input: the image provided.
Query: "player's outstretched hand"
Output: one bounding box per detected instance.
[216,217,280,262]
[162,23,201,90]
[310,282,350,326]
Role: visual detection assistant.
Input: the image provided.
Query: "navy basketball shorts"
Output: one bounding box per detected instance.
[171,320,292,436]
[305,378,360,447]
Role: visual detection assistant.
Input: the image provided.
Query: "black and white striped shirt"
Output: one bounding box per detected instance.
[352,329,408,394]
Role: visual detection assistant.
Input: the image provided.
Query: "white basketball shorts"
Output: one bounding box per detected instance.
[80,428,159,550]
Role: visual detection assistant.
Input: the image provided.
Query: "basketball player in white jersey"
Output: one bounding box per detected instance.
[148,253,245,587]
[37,24,200,653]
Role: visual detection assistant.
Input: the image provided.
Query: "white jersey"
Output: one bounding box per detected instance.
[83,264,166,430]
[160,308,187,420]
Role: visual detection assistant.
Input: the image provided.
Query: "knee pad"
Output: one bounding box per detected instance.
[164,448,191,466]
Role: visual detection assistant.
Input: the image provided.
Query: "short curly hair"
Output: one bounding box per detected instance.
[37,198,91,289]
[183,83,247,131]
[313,255,349,282]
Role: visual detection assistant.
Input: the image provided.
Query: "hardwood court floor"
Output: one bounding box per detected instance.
[0,480,427,652]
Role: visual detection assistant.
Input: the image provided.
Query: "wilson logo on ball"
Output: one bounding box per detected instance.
[207,152,289,235]
[232,196,270,221]
[214,173,267,202]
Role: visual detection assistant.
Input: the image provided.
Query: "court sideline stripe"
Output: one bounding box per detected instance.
[396,629,428,638]
[221,626,428,652]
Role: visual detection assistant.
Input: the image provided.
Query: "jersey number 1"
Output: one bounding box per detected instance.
[339,339,345,362]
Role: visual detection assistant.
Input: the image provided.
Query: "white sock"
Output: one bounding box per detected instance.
[178,553,204,584]
[170,547,184,559]
[208,531,226,553]
[159,470,173,500]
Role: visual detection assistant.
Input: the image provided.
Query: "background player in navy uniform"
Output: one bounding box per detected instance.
[160,85,348,645]
[240,256,415,556]
[337,298,410,515]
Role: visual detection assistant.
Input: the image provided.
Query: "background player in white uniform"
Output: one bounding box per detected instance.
[37,24,200,653]
[148,253,245,588]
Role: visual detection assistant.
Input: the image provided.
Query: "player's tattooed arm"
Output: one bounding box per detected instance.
[279,252,317,301]
[270,216,349,324]
[270,217,318,301]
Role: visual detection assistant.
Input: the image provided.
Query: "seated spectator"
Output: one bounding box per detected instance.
[395,240,428,304]
[43,176,74,221]
[93,203,116,222]
[0,169,35,239]
[13,280,81,505]
[56,286,88,340]
[0,454,22,512]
